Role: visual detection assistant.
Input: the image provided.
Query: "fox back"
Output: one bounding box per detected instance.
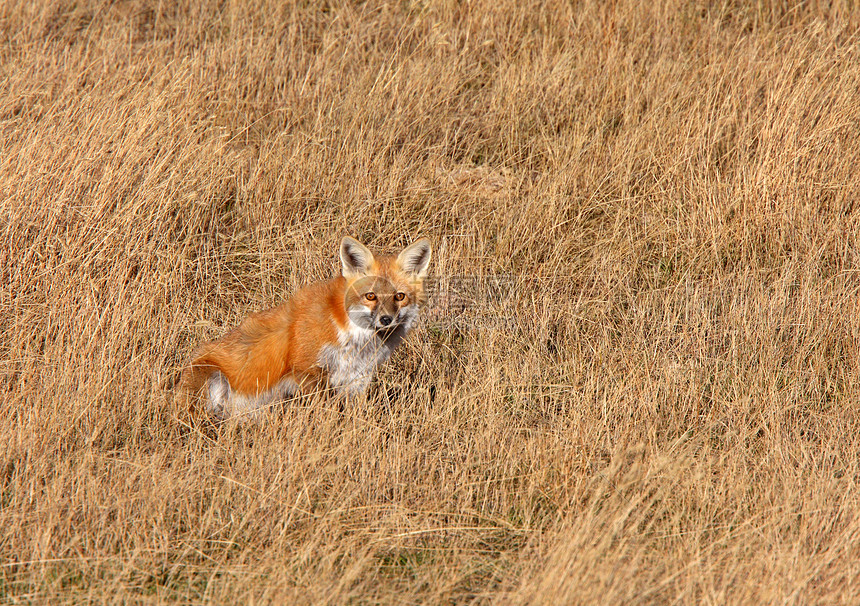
[180,236,432,420]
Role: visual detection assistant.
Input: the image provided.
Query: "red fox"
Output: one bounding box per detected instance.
[180,236,432,419]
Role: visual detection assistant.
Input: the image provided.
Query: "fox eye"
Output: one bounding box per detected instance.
[364,292,376,301]
[394,292,406,301]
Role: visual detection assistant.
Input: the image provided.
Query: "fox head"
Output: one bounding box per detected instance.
[340,236,432,333]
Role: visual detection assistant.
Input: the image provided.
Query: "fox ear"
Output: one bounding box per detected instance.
[397,238,432,278]
[340,237,375,277]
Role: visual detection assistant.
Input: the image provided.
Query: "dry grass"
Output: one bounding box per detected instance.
[2,0,860,603]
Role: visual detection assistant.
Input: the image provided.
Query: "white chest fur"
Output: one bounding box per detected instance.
[318,321,409,395]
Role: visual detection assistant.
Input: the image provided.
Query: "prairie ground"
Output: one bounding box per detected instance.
[2,1,860,603]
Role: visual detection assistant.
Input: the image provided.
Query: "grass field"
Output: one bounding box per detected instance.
[3,0,860,603]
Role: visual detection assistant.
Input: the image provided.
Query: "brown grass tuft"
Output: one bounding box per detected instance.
[3,0,860,603]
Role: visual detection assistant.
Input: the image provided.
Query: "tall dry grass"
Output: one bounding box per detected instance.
[2,0,860,603]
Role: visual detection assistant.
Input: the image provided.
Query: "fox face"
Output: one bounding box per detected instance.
[340,237,431,334]
[345,276,409,330]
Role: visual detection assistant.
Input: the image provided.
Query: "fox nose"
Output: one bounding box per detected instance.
[379,315,392,326]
